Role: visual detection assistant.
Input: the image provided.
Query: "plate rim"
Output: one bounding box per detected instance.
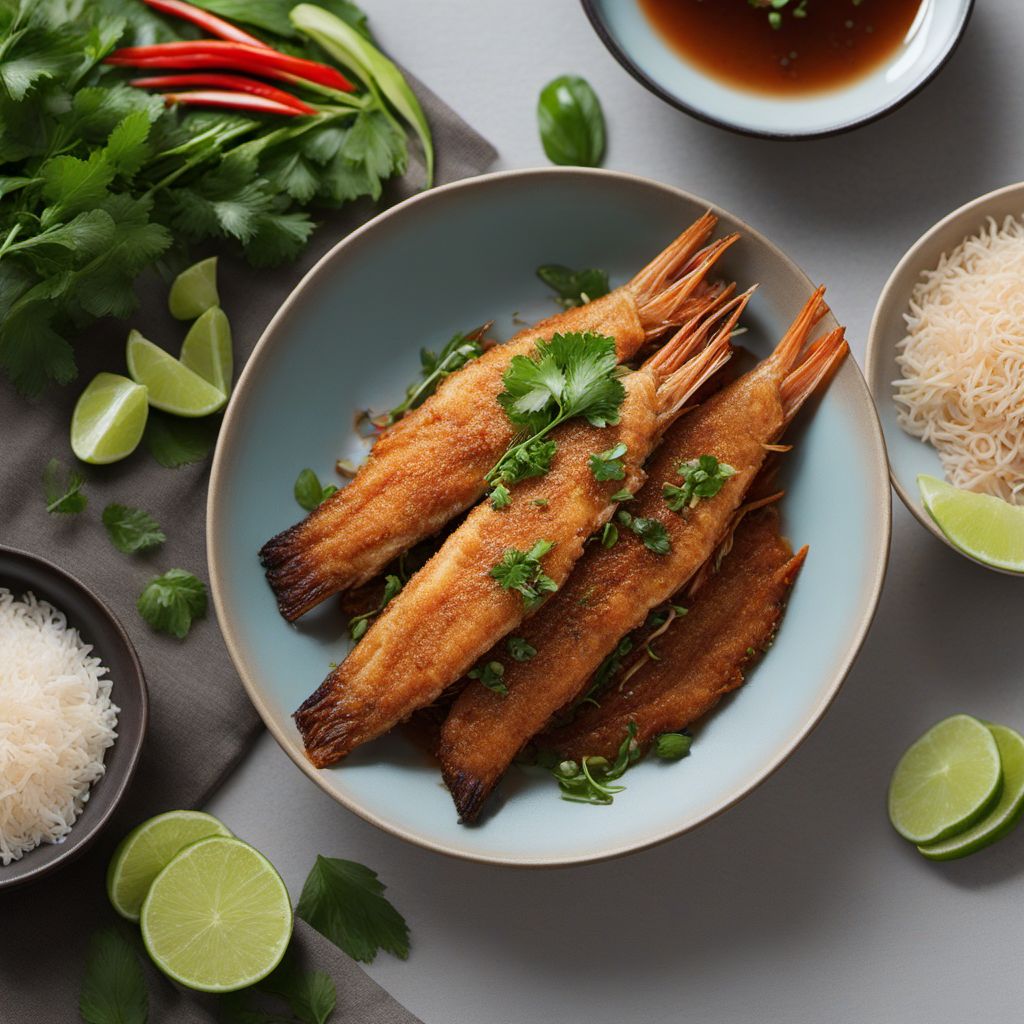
[208,166,892,867]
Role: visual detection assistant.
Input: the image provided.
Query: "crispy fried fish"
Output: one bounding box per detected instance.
[544,506,807,760]
[294,297,746,768]
[261,215,733,621]
[437,289,847,822]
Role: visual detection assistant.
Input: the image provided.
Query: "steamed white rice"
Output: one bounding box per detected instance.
[0,589,118,865]
[894,215,1024,503]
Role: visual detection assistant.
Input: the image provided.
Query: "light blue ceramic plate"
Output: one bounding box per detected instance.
[208,168,890,866]
[867,180,1024,575]
[582,0,973,139]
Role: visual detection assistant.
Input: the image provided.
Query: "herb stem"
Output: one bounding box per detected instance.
[0,222,22,262]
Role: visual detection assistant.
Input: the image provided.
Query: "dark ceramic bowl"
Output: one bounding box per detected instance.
[0,547,147,890]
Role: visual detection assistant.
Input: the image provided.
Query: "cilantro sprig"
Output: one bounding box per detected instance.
[663,455,736,512]
[137,568,207,639]
[536,263,611,309]
[549,721,641,805]
[490,539,558,609]
[102,504,165,554]
[589,441,627,482]
[43,457,86,514]
[486,332,625,501]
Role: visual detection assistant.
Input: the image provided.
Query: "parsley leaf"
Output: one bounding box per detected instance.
[79,927,148,1024]
[348,574,401,641]
[296,855,410,964]
[550,721,640,804]
[42,457,86,514]
[102,504,165,554]
[507,636,537,661]
[536,263,610,309]
[490,539,558,609]
[616,510,672,555]
[294,468,338,512]
[137,568,207,639]
[663,455,737,512]
[588,441,627,481]
[468,659,507,695]
[655,732,693,761]
[142,410,218,468]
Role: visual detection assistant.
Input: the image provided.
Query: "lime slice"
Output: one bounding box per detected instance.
[126,330,226,417]
[141,835,292,993]
[180,306,232,396]
[106,810,231,922]
[918,475,1024,573]
[888,714,1002,844]
[70,372,149,465]
[168,256,219,320]
[919,723,1024,860]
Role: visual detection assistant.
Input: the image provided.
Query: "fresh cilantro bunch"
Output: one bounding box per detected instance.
[663,455,737,512]
[490,539,558,609]
[0,0,412,397]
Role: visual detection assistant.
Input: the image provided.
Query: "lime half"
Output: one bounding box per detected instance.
[141,835,292,993]
[106,810,232,922]
[169,256,219,320]
[180,306,232,396]
[919,723,1024,860]
[70,372,149,465]
[918,475,1024,573]
[888,714,1002,844]
[127,330,226,417]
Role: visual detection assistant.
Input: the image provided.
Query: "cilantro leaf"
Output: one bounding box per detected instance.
[296,855,410,964]
[490,483,512,510]
[588,441,627,481]
[79,927,148,1024]
[468,659,507,695]
[616,510,671,555]
[137,568,207,639]
[294,468,338,511]
[663,455,737,512]
[143,410,218,468]
[102,504,165,554]
[550,721,640,805]
[490,539,558,609]
[42,457,86,514]
[507,636,537,661]
[655,732,692,761]
[536,264,610,309]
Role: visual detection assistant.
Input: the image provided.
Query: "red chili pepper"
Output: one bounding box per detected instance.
[141,0,268,48]
[108,41,353,92]
[161,90,308,117]
[131,73,315,113]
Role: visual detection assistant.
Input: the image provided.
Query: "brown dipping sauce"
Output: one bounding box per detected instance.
[638,0,925,96]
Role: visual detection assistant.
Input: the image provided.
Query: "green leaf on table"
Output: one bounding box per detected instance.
[142,410,218,468]
[537,75,606,168]
[536,264,610,309]
[137,568,207,639]
[102,504,165,554]
[79,927,148,1024]
[257,959,337,1024]
[296,855,410,964]
[42,457,86,515]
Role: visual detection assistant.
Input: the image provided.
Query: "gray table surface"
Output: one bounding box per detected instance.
[208,2,1024,1021]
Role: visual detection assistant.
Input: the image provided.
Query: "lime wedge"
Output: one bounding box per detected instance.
[918,475,1024,573]
[180,306,232,396]
[169,256,219,320]
[126,330,226,417]
[106,810,232,922]
[888,714,1002,844]
[141,835,292,993]
[919,723,1024,860]
[70,372,149,465]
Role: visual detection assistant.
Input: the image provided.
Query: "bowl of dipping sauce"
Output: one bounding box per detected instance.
[581,0,974,138]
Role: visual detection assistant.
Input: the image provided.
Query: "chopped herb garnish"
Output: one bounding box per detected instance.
[490,483,512,510]
[672,604,688,616]
[102,504,165,554]
[617,510,672,555]
[536,264,611,309]
[348,574,402,641]
[663,455,736,512]
[655,732,693,761]
[531,497,550,508]
[550,721,640,804]
[468,660,507,695]
[490,539,558,609]
[589,441,627,481]
[507,636,537,661]
[487,332,625,491]
[598,522,619,548]
[43,458,86,515]
[294,468,339,512]
[609,487,633,502]
[137,569,207,639]
[578,635,634,709]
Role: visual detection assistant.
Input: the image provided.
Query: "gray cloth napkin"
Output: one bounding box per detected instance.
[0,69,495,1022]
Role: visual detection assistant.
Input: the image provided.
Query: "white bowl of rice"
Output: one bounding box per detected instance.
[0,547,147,889]
[867,181,1024,572]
